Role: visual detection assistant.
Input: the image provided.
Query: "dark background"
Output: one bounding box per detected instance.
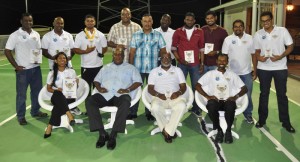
[1,0,231,35]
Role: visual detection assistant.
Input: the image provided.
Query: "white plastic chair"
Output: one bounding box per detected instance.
[142,84,194,137]
[38,78,89,133]
[91,86,142,134]
[195,91,248,139]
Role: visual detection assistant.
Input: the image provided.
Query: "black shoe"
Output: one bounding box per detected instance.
[162,129,172,143]
[244,115,254,124]
[127,114,138,120]
[107,137,116,150]
[96,132,109,148]
[255,122,265,128]
[215,130,224,143]
[18,118,28,125]
[171,132,177,139]
[69,120,75,126]
[282,123,296,133]
[146,114,155,121]
[224,131,233,144]
[32,111,48,118]
[44,133,51,139]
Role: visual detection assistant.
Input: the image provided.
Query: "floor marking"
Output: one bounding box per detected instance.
[0,105,31,126]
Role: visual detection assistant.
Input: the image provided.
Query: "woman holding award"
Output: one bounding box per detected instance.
[44,52,78,138]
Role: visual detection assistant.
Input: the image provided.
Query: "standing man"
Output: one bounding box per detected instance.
[42,17,75,70]
[155,14,176,66]
[5,13,48,125]
[74,14,107,96]
[129,13,166,120]
[202,10,228,73]
[171,12,204,117]
[107,8,141,62]
[254,11,295,133]
[222,19,257,124]
[86,46,142,150]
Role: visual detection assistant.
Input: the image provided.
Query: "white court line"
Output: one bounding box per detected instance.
[0,63,11,67]
[0,105,31,126]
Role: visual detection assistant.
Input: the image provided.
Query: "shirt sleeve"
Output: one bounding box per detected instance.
[131,66,143,84]
[99,32,108,48]
[68,34,75,49]
[176,68,186,84]
[94,67,103,83]
[171,30,179,51]
[253,32,261,50]
[283,28,293,46]
[107,25,115,42]
[147,69,156,85]
[41,34,50,49]
[46,71,54,85]
[5,33,16,50]
[198,30,205,49]
[222,37,230,54]
[130,33,138,48]
[74,33,81,49]
[158,33,166,49]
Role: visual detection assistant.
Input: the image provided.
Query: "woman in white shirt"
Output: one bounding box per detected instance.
[44,52,77,138]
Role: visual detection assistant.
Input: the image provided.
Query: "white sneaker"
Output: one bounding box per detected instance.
[70,107,82,115]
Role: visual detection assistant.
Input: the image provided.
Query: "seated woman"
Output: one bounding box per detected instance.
[44,52,78,138]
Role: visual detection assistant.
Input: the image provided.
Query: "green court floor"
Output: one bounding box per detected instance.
[0,53,299,162]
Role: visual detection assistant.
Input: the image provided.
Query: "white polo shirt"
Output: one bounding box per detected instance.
[5,28,41,69]
[198,69,245,99]
[222,32,255,75]
[42,30,74,69]
[154,27,175,59]
[74,28,107,68]
[148,65,186,94]
[46,68,77,89]
[253,26,293,70]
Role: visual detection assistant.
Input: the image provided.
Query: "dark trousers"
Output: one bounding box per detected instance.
[130,73,151,116]
[49,91,74,126]
[206,99,236,132]
[86,93,131,133]
[81,66,102,96]
[257,69,291,125]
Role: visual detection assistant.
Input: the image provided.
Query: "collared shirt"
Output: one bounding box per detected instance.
[107,21,141,62]
[148,65,186,94]
[201,25,228,66]
[171,26,205,66]
[46,68,77,89]
[74,28,107,68]
[5,28,41,69]
[222,32,255,75]
[94,62,142,101]
[198,69,245,100]
[130,29,166,73]
[154,27,175,59]
[253,25,293,70]
[42,30,74,69]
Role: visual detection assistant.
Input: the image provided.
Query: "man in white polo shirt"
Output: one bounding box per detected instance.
[155,14,176,66]
[74,14,107,96]
[195,54,247,144]
[5,13,48,125]
[148,52,187,143]
[222,19,257,124]
[253,11,295,133]
[42,17,74,70]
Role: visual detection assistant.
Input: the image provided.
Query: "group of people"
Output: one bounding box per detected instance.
[4,7,295,150]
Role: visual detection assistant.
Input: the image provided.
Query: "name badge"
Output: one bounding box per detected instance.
[30,49,42,64]
[204,43,214,54]
[63,78,77,99]
[184,50,194,63]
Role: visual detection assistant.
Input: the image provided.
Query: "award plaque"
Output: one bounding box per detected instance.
[214,84,229,100]
[63,78,77,99]
[117,38,127,46]
[30,49,42,64]
[264,48,272,57]
[184,50,195,63]
[204,43,214,54]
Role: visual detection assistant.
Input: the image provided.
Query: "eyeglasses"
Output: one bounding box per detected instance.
[261,18,272,24]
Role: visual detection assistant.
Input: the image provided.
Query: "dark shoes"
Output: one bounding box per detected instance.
[69,120,75,126]
[96,132,109,148]
[162,129,172,143]
[255,121,265,128]
[127,114,137,120]
[282,123,296,133]
[146,114,155,121]
[44,125,52,139]
[107,137,116,150]
[172,132,178,139]
[32,111,48,118]
[44,133,51,139]
[215,130,224,143]
[18,118,28,125]
[244,115,254,124]
[224,131,233,144]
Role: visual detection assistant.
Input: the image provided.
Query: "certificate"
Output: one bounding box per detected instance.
[117,38,127,46]
[214,83,229,100]
[184,50,194,63]
[63,78,77,99]
[30,49,42,64]
[264,48,272,57]
[204,43,214,54]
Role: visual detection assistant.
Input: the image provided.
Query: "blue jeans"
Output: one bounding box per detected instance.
[204,65,217,74]
[257,69,291,125]
[178,64,201,111]
[239,73,253,117]
[16,66,42,120]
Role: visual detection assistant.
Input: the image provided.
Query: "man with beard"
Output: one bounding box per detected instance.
[202,10,228,73]
[195,54,247,144]
[107,8,141,62]
[171,12,204,117]
[222,19,257,124]
[155,14,176,66]
[147,52,187,143]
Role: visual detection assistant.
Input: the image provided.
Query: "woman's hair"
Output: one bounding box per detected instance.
[51,52,69,87]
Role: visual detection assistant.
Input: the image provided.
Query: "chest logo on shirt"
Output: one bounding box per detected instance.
[262,35,266,40]
[225,77,230,81]
[272,35,278,39]
[63,37,67,41]
[169,72,174,75]
[215,77,220,81]
[232,40,236,44]
[242,41,247,44]
[53,38,58,42]
[158,72,163,76]
[32,37,37,41]
[22,35,27,39]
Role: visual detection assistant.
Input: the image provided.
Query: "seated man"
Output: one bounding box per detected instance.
[148,52,187,143]
[195,54,247,144]
[85,46,142,150]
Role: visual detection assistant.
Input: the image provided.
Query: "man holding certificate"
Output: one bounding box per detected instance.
[171,12,204,117]
[5,13,48,125]
[195,54,247,144]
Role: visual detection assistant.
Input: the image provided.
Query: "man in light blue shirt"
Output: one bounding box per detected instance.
[86,46,142,150]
